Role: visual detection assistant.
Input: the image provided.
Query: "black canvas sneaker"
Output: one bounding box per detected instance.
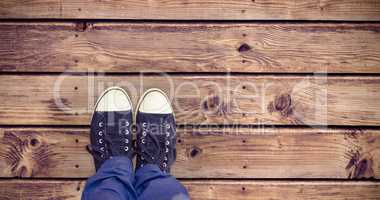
[135,89,177,173]
[88,87,134,171]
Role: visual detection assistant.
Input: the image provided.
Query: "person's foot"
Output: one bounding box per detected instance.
[136,89,177,173]
[88,86,134,171]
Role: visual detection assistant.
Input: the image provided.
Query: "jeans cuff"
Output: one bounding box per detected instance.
[98,156,134,174]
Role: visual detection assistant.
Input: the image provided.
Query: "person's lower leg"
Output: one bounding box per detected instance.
[82,87,136,200]
[134,89,190,200]
[82,157,137,200]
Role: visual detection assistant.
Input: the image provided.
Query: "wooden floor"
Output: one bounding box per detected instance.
[0,0,380,199]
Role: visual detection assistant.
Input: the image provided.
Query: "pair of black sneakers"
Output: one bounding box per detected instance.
[88,87,176,173]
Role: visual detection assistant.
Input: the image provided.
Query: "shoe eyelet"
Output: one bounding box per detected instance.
[141,156,144,160]
[101,154,105,158]
[141,138,146,144]
[142,122,147,127]
[98,139,103,144]
[124,146,129,151]
[98,122,104,127]
[125,129,129,135]
[164,156,168,161]
[162,162,167,168]
[98,131,103,136]
[125,121,129,126]
[165,124,170,129]
[165,141,170,145]
[100,147,105,151]
[125,138,129,143]
[142,131,147,137]
[166,132,170,137]
[165,147,169,153]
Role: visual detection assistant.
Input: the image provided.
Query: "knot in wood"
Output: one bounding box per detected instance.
[237,43,251,52]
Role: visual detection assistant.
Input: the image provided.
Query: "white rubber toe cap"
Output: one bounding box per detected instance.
[95,87,132,112]
[138,89,173,114]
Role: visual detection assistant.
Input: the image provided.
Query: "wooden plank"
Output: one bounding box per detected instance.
[1,180,380,200]
[0,0,380,20]
[1,23,380,73]
[0,75,380,126]
[0,127,379,178]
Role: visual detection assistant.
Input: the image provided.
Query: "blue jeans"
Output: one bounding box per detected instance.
[82,156,190,200]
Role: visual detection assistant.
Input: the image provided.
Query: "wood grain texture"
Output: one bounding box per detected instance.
[0,75,379,126]
[0,127,379,179]
[0,0,380,20]
[1,23,380,73]
[1,180,380,200]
